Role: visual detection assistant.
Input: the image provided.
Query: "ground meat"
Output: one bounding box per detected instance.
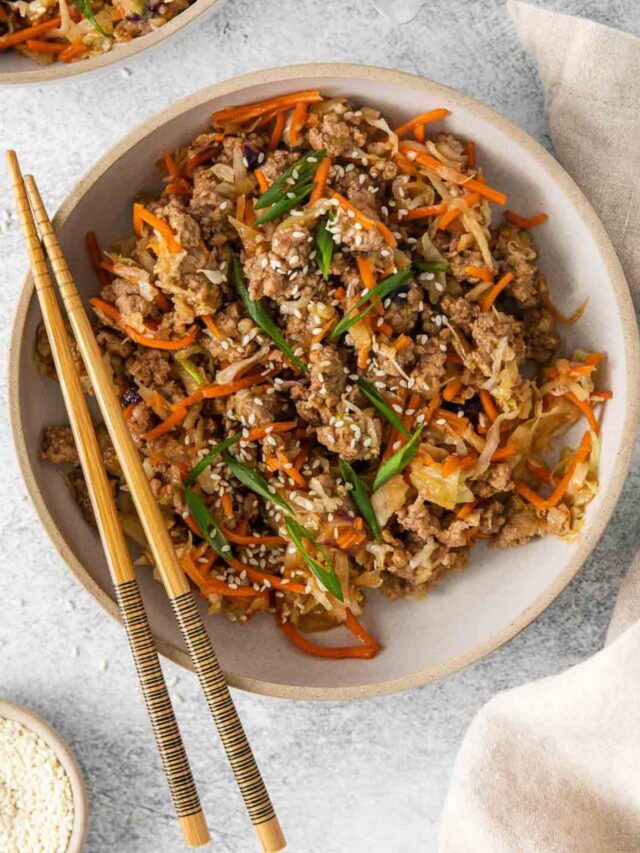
[102,278,154,334]
[308,111,367,157]
[385,286,424,334]
[437,519,472,548]
[271,226,312,267]
[472,462,514,498]
[96,329,134,359]
[189,167,233,235]
[200,302,259,364]
[469,310,525,377]
[447,249,486,282]
[228,387,282,428]
[292,344,346,425]
[478,499,507,536]
[316,407,382,461]
[543,504,572,537]
[260,149,296,183]
[67,472,97,527]
[334,208,386,255]
[440,295,479,334]
[42,425,120,476]
[410,337,448,397]
[243,226,313,300]
[523,307,560,363]
[396,499,441,540]
[152,197,203,253]
[494,504,540,548]
[126,349,172,388]
[493,225,540,307]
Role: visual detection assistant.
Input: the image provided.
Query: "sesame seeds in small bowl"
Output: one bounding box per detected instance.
[0,700,88,853]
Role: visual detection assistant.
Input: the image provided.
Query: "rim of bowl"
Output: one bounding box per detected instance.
[0,699,88,850]
[9,63,640,700]
[0,0,219,85]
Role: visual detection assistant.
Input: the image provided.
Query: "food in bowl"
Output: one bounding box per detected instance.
[37,90,610,658]
[0,0,192,64]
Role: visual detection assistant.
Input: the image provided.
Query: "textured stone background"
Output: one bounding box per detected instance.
[1,1,639,851]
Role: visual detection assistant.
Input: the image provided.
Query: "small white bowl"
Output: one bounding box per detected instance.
[9,64,640,699]
[0,0,222,86]
[0,700,88,852]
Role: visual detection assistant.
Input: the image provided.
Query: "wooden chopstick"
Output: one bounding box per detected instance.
[13,157,286,853]
[7,151,210,849]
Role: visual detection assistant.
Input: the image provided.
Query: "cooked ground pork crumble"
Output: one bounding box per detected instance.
[38,91,606,658]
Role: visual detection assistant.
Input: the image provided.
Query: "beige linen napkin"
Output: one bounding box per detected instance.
[439,4,640,851]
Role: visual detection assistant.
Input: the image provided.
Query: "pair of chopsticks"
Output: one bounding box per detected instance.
[7,151,286,853]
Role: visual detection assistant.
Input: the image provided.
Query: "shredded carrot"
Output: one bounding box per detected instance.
[505,210,548,229]
[143,407,187,441]
[89,297,120,324]
[163,152,181,180]
[395,153,419,176]
[220,491,234,520]
[516,431,592,510]
[124,324,197,351]
[491,443,518,462]
[344,610,380,653]
[122,402,136,419]
[465,141,476,169]
[246,421,297,442]
[541,291,588,326]
[436,206,460,231]
[255,168,270,194]
[132,203,182,253]
[399,143,507,206]
[184,145,221,177]
[375,321,392,336]
[308,156,332,206]
[201,314,221,339]
[394,107,451,138]
[0,16,61,48]
[25,38,65,53]
[478,390,498,422]
[144,391,167,416]
[268,110,286,150]
[464,265,493,282]
[172,373,268,411]
[402,203,447,221]
[85,232,112,289]
[228,557,307,594]
[514,479,547,510]
[443,378,463,402]
[277,616,377,659]
[331,193,396,247]
[376,220,398,248]
[203,578,267,600]
[565,391,600,434]
[356,347,370,370]
[221,527,286,546]
[456,500,477,519]
[111,6,124,20]
[592,390,613,401]
[289,101,309,145]
[479,272,514,311]
[526,460,556,485]
[442,456,460,478]
[59,41,85,62]
[414,124,425,142]
[275,451,307,488]
[393,334,412,353]
[212,91,323,125]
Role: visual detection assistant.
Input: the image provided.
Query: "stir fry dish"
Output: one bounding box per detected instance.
[38,91,611,658]
[0,0,190,64]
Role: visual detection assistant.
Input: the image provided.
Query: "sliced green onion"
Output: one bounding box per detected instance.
[315,215,334,281]
[254,181,314,225]
[328,268,414,342]
[338,460,381,543]
[231,255,308,373]
[184,433,242,487]
[357,378,409,437]
[416,260,449,273]
[373,424,424,491]
[254,150,326,210]
[284,517,343,601]
[175,353,207,388]
[223,451,292,515]
[184,488,232,562]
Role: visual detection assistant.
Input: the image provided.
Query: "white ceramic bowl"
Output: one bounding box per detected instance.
[0,700,88,851]
[9,64,640,699]
[0,0,221,85]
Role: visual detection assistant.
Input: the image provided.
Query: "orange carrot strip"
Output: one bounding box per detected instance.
[331,192,396,247]
[0,16,62,48]
[268,110,286,150]
[479,390,498,422]
[465,141,476,169]
[546,432,592,507]
[277,616,377,659]
[255,168,269,194]
[402,203,447,221]
[132,203,182,253]
[505,210,549,229]
[124,324,197,351]
[275,451,307,489]
[344,610,380,652]
[171,373,268,411]
[442,456,460,478]
[526,460,556,485]
[184,145,222,177]
[221,527,286,546]
[220,491,234,520]
[393,334,412,353]
[89,297,120,323]
[163,152,181,180]
[437,207,461,231]
[514,479,548,510]
[212,91,323,124]
[592,390,613,401]
[394,107,451,138]
[143,408,187,441]
[289,101,309,145]
[246,421,297,442]
[201,314,221,339]
[443,378,463,402]
[491,443,518,462]
[565,392,600,434]
[400,144,507,206]
[308,156,332,206]
[541,291,588,326]
[203,578,267,599]
[465,265,493,282]
[59,41,85,62]
[414,124,425,142]
[25,38,65,53]
[479,272,514,311]
[228,557,307,594]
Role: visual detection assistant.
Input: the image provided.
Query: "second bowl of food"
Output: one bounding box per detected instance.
[10,64,639,699]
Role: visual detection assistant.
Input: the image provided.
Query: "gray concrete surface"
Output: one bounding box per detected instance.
[1,1,639,850]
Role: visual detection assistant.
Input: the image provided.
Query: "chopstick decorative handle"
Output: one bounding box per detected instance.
[22,174,286,853]
[7,152,209,848]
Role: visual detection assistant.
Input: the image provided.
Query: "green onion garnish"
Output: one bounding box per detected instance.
[415,260,449,273]
[184,488,231,562]
[315,215,334,281]
[231,256,308,373]
[373,424,424,491]
[357,378,409,437]
[175,353,207,388]
[284,517,343,601]
[254,150,326,211]
[338,460,381,543]
[222,451,292,515]
[71,0,109,36]
[184,433,242,487]
[254,182,315,225]
[328,268,414,342]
